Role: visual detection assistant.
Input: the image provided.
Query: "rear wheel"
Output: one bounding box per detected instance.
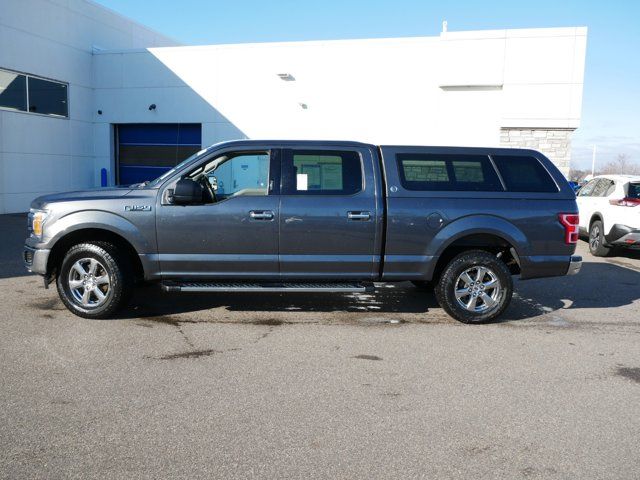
[589,220,611,257]
[56,242,132,319]
[435,250,512,323]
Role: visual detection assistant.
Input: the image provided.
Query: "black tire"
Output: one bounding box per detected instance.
[435,250,513,324]
[411,280,432,290]
[588,220,611,257]
[56,242,133,319]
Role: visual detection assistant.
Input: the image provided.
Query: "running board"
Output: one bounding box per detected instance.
[161,280,374,293]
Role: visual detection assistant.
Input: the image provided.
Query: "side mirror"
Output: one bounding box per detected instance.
[172,178,203,205]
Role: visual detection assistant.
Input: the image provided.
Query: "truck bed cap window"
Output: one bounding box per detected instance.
[397,154,503,192]
[491,155,559,193]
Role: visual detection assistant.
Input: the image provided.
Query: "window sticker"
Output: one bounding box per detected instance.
[296,173,308,191]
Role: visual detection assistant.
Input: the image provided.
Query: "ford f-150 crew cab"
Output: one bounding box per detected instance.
[24,140,582,323]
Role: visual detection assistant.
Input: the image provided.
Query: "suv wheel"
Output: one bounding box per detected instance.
[589,220,611,257]
[435,250,513,323]
[56,242,132,319]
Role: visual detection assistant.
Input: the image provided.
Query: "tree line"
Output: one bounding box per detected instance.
[569,154,640,182]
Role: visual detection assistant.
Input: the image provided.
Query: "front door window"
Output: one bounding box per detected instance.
[207,153,270,199]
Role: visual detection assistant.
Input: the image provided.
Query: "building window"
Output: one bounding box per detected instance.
[0,68,68,118]
[28,77,68,116]
[0,70,27,112]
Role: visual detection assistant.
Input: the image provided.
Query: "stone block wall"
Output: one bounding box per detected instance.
[499,128,573,177]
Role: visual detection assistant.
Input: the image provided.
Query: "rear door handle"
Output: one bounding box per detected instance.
[250,210,274,220]
[347,211,371,221]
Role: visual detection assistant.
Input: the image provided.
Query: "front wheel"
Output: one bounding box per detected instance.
[589,220,611,257]
[435,250,513,323]
[56,242,132,319]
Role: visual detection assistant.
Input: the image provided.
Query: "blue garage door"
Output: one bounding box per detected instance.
[117,124,202,185]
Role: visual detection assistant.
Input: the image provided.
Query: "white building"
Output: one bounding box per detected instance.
[0,0,587,213]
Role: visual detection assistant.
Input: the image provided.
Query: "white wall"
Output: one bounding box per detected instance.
[93,26,586,180]
[0,0,176,213]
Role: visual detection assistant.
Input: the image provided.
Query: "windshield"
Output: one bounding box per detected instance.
[145,148,210,187]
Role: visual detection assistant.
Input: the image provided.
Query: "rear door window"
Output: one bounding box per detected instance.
[397,154,503,191]
[591,179,614,197]
[281,149,362,195]
[627,182,640,198]
[491,155,558,193]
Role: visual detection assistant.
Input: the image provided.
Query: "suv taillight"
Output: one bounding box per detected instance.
[609,197,640,207]
[558,213,579,244]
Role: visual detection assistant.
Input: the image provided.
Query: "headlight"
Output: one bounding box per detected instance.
[29,209,49,240]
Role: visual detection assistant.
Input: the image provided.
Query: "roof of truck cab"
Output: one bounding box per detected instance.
[210,139,376,148]
[210,140,547,155]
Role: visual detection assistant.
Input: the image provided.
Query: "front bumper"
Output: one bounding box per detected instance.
[23,245,50,275]
[566,255,582,276]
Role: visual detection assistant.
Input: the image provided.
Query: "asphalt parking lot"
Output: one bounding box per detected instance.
[1,213,639,479]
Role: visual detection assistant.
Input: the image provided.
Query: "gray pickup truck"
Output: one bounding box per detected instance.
[24,140,582,323]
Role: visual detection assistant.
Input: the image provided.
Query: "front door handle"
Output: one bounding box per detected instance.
[250,210,274,220]
[347,211,371,221]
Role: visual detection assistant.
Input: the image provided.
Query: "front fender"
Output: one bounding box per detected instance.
[43,210,153,254]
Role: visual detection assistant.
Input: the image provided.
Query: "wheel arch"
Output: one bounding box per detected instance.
[429,232,520,285]
[46,228,144,284]
[423,215,527,283]
[589,212,604,230]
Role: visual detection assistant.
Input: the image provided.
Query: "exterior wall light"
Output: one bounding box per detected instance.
[148,104,156,110]
[277,73,295,81]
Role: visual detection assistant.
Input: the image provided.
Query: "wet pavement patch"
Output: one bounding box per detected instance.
[141,315,196,327]
[358,317,407,325]
[250,319,284,326]
[30,298,63,311]
[616,366,640,384]
[352,354,383,361]
[156,349,219,360]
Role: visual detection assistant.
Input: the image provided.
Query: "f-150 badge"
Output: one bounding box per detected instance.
[124,205,152,212]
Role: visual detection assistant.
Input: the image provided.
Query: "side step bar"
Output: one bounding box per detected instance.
[161,281,374,293]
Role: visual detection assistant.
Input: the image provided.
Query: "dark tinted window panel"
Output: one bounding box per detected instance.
[492,155,559,193]
[118,145,201,167]
[628,183,640,199]
[282,149,362,195]
[397,154,502,191]
[0,70,27,111]
[27,77,68,116]
[118,124,201,145]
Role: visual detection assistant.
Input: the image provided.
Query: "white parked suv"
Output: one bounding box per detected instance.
[576,175,640,256]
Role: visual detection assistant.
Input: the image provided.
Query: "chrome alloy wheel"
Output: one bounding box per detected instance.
[454,266,502,313]
[67,258,111,308]
[590,224,600,251]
